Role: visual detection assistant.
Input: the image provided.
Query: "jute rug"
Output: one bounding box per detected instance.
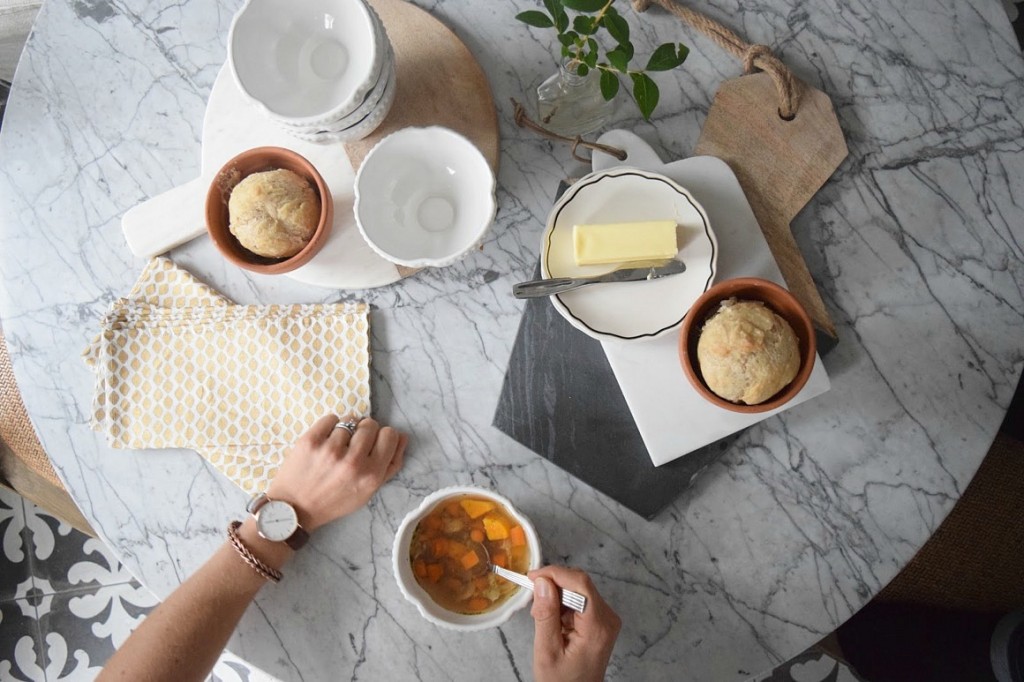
[877,431,1024,612]
[0,324,62,488]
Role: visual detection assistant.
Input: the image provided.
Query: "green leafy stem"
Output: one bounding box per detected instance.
[516,0,689,120]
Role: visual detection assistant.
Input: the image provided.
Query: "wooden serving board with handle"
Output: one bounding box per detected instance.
[694,73,847,347]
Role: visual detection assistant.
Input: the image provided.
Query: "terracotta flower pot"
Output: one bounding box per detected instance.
[205,146,333,275]
[679,277,816,413]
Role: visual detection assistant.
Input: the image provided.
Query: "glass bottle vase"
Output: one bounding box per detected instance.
[535,60,615,137]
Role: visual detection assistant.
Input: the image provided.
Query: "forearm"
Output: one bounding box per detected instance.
[100,519,292,682]
[98,415,408,680]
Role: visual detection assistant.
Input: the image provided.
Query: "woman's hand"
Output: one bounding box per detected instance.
[529,565,622,682]
[267,414,408,532]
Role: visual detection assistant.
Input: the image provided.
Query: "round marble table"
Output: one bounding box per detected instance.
[1,1,1022,679]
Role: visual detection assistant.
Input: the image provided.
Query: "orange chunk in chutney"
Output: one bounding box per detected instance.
[409,495,531,615]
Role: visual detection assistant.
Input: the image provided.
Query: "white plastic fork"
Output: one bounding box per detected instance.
[491,565,588,613]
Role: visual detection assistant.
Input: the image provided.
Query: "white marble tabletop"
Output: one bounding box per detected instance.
[1,0,1022,680]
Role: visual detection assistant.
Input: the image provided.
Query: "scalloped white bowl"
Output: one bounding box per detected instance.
[281,57,396,144]
[229,0,385,125]
[354,127,496,268]
[392,486,541,631]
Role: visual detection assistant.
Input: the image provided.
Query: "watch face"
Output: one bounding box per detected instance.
[256,500,298,542]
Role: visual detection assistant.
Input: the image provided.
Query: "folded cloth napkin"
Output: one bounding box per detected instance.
[85,258,371,494]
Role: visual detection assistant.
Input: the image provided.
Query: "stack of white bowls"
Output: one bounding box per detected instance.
[228,0,396,144]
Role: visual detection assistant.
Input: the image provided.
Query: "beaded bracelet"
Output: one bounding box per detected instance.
[227,521,283,583]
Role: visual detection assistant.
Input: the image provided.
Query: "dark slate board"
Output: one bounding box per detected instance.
[493,255,737,520]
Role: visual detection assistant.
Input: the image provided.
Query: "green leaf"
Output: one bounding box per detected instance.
[606,45,630,72]
[558,30,579,46]
[583,47,598,68]
[577,63,589,77]
[631,72,659,119]
[621,41,634,61]
[555,8,569,32]
[587,37,598,54]
[599,69,619,100]
[602,13,630,44]
[573,15,596,34]
[541,0,569,31]
[562,0,607,11]
[646,42,690,71]
[561,45,571,58]
[516,10,554,28]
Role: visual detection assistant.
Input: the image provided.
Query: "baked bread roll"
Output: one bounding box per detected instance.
[696,299,800,405]
[228,169,320,258]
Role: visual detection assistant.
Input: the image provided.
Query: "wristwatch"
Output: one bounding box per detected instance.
[246,492,309,550]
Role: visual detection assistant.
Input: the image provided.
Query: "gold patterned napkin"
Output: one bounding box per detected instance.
[85,258,371,494]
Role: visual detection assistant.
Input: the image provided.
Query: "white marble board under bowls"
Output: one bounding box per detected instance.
[121,61,402,289]
[572,130,831,467]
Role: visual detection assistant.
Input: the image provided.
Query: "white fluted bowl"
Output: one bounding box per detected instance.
[392,486,541,631]
[354,127,497,268]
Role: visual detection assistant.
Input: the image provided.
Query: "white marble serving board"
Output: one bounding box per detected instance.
[591,130,830,467]
[121,62,403,290]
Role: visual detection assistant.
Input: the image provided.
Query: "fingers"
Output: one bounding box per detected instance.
[303,414,341,444]
[384,433,409,481]
[528,566,594,595]
[346,417,380,456]
[561,609,575,632]
[530,577,565,666]
[370,427,401,475]
[528,566,619,638]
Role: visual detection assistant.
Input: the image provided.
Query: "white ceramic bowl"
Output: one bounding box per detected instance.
[280,53,396,144]
[274,45,393,133]
[354,127,496,268]
[392,486,542,631]
[229,0,385,125]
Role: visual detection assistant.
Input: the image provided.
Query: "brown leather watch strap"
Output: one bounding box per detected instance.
[285,525,310,551]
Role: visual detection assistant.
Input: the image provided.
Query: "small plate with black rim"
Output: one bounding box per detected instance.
[540,168,718,342]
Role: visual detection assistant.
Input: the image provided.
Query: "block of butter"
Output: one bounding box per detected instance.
[572,220,678,266]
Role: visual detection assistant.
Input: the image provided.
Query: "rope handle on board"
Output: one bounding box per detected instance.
[631,0,801,119]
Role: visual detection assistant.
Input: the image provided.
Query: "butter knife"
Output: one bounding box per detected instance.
[513,260,687,299]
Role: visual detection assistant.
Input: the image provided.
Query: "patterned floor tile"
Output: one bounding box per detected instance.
[756,647,865,682]
[0,598,45,682]
[4,495,266,680]
[211,652,264,682]
[0,487,31,603]
[19,504,102,596]
[33,583,157,681]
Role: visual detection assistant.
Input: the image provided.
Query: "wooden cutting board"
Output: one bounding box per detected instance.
[694,73,848,346]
